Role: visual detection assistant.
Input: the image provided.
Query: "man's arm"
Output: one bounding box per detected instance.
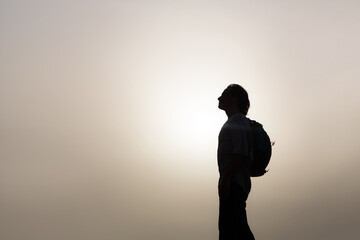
[219,153,247,200]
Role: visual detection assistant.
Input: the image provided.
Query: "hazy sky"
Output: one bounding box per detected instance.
[1,0,360,239]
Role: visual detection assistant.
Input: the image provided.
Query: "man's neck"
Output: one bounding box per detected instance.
[225,108,241,118]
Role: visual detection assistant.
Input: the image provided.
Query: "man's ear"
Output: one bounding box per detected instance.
[230,96,238,104]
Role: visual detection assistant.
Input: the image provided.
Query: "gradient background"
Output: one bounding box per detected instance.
[1,0,360,239]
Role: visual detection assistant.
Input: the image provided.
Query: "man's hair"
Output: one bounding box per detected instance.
[227,84,250,115]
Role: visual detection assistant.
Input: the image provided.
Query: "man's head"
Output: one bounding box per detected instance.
[218,84,250,115]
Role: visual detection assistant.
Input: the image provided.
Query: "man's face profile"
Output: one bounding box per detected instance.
[218,88,235,110]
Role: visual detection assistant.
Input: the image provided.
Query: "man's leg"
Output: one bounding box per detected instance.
[219,183,255,240]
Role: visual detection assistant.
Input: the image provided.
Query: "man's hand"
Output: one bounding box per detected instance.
[219,153,247,200]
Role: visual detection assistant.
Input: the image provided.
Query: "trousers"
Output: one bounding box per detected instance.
[219,183,255,240]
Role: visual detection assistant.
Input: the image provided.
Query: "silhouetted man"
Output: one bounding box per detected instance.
[217,84,255,240]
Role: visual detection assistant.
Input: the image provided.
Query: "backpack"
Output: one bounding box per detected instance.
[249,119,273,177]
